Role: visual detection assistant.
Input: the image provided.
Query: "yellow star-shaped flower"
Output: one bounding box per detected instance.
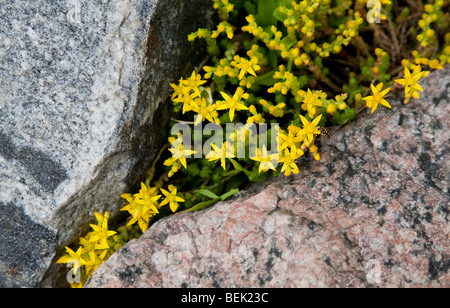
[88,212,117,250]
[299,114,322,144]
[57,247,87,276]
[182,71,207,98]
[302,89,323,117]
[217,87,249,122]
[279,130,301,152]
[250,145,279,173]
[280,148,304,176]
[191,98,219,125]
[395,66,425,103]
[205,141,235,170]
[169,139,196,169]
[362,83,391,113]
[160,185,185,213]
[231,55,260,80]
[169,77,185,100]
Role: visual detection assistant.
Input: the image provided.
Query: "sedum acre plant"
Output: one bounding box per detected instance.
[59,0,449,287]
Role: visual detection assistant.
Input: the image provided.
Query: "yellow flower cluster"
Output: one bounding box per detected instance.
[120,182,184,231]
[243,2,363,66]
[212,0,234,21]
[212,21,235,40]
[120,183,161,233]
[417,1,444,48]
[166,69,333,177]
[363,61,431,109]
[365,53,434,107]
[243,15,314,67]
[297,89,348,118]
[276,114,324,176]
[267,64,348,118]
[57,212,122,288]
[170,71,219,124]
[269,65,301,95]
[164,136,196,177]
[259,99,286,118]
[204,45,263,90]
[204,56,237,79]
[279,0,320,36]
[411,0,448,70]
[317,13,364,58]
[58,183,185,287]
[411,45,449,71]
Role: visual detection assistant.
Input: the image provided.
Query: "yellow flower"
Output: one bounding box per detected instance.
[79,234,96,253]
[362,83,392,113]
[168,138,196,169]
[57,247,87,276]
[160,185,185,213]
[231,55,260,80]
[309,144,321,161]
[299,114,322,144]
[429,59,443,70]
[287,124,302,136]
[182,71,207,97]
[172,91,199,114]
[280,148,304,176]
[205,141,235,170]
[213,0,234,20]
[212,21,234,39]
[191,98,219,125]
[88,212,117,250]
[302,89,323,117]
[84,249,108,277]
[229,124,254,144]
[170,77,185,100]
[121,183,161,233]
[217,87,249,121]
[325,98,336,113]
[250,145,279,173]
[135,183,161,210]
[279,129,301,152]
[395,66,425,103]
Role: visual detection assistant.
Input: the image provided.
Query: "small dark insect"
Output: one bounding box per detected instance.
[318,127,331,139]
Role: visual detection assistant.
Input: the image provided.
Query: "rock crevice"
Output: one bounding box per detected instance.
[85,68,449,288]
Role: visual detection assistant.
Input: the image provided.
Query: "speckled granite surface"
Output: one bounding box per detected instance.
[0,0,212,287]
[85,68,449,288]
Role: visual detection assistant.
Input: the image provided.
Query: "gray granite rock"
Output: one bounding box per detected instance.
[84,68,449,288]
[0,0,213,287]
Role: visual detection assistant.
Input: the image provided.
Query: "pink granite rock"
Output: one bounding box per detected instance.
[84,68,449,288]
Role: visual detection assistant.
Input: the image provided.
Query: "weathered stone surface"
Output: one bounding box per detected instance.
[85,68,449,288]
[0,0,213,287]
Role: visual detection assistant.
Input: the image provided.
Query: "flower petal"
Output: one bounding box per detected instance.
[380,99,392,108]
